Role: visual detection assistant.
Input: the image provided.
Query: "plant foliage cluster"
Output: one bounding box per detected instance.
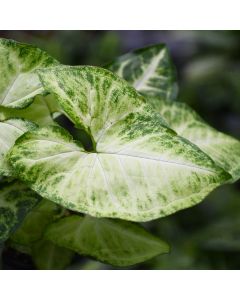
[0,38,239,269]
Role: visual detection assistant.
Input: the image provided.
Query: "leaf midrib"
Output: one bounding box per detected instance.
[134,49,165,90]
[1,71,43,107]
[1,73,20,105]
[98,152,218,174]
[21,138,219,175]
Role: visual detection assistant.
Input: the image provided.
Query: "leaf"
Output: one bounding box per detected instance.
[45,215,169,267]
[0,119,37,176]
[0,95,56,126]
[10,199,65,248]
[9,67,230,221]
[10,199,72,269]
[0,38,58,109]
[106,44,178,100]
[0,180,40,243]
[151,99,240,182]
[32,239,74,270]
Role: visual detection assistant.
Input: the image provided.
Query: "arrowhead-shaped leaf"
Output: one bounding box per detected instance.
[0,180,40,243]
[0,119,37,176]
[10,199,65,248]
[106,44,178,100]
[0,38,58,109]
[0,95,56,126]
[9,199,73,269]
[151,99,240,182]
[8,66,230,221]
[45,215,169,267]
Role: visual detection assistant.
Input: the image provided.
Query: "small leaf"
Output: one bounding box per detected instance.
[8,67,230,221]
[10,199,65,247]
[151,99,240,182]
[0,180,40,243]
[32,239,74,270]
[0,38,58,109]
[45,215,169,267]
[106,44,178,100]
[0,95,56,126]
[0,119,37,176]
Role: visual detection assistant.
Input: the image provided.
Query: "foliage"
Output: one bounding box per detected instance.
[0,36,239,269]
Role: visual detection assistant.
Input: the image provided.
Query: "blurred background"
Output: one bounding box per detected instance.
[1,30,240,269]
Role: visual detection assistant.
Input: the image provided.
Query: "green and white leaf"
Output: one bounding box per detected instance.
[0,119,37,176]
[106,44,178,100]
[7,122,229,221]
[150,99,240,182]
[0,38,58,109]
[0,180,40,243]
[45,215,169,267]
[8,67,230,221]
[32,239,74,270]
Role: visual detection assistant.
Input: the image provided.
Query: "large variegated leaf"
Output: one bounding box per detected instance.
[150,99,240,182]
[0,38,58,109]
[8,67,230,221]
[0,95,56,126]
[9,125,229,222]
[0,119,37,176]
[106,44,178,100]
[0,181,40,243]
[45,215,169,266]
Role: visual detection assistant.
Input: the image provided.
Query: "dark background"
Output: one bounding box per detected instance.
[1,31,240,269]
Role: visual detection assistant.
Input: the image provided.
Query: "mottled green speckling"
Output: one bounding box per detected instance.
[151,98,240,183]
[0,118,37,176]
[0,38,58,109]
[45,215,169,267]
[37,66,169,136]
[8,67,231,221]
[0,180,40,243]
[106,44,178,101]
